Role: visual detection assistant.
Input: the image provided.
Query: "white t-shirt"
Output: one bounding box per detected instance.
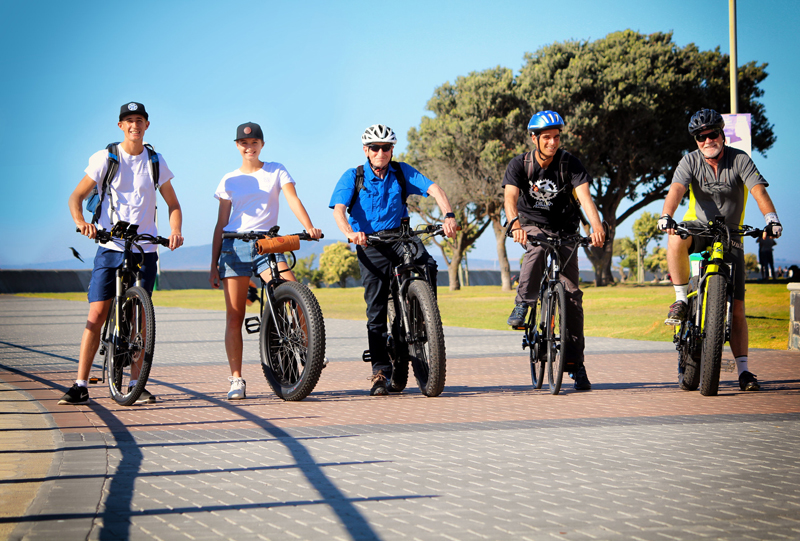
[214,162,295,232]
[85,145,174,253]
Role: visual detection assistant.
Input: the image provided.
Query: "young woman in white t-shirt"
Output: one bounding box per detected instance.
[210,122,322,400]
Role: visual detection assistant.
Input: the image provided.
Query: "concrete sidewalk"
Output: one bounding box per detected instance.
[1,295,799,540]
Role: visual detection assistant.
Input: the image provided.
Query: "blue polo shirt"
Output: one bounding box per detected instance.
[329,161,433,234]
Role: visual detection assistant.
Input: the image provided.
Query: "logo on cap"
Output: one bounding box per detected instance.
[244,127,252,135]
[128,103,138,111]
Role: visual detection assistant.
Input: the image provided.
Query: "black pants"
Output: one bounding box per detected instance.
[357,239,437,376]
[759,251,774,279]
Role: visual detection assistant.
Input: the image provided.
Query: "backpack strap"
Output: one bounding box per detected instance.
[347,161,408,215]
[90,143,120,224]
[144,143,160,188]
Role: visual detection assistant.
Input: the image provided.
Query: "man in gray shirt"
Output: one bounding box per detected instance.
[657,109,781,392]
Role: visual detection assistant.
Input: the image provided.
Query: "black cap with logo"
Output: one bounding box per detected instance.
[119,102,149,121]
[235,122,264,141]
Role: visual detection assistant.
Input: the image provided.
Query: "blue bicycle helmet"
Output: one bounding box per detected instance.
[527,110,565,134]
[688,108,725,136]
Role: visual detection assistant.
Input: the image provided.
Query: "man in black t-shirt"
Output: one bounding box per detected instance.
[503,111,605,390]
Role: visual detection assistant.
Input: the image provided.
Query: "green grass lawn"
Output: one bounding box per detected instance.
[20,282,790,350]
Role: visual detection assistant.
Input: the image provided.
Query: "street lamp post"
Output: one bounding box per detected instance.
[729,0,739,113]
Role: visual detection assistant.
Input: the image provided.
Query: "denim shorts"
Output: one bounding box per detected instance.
[88,247,158,303]
[218,237,287,279]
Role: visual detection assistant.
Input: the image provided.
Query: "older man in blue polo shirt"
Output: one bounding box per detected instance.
[330,124,458,396]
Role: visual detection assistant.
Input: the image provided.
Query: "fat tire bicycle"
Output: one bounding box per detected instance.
[672,217,766,396]
[222,227,326,401]
[81,221,169,406]
[362,217,450,397]
[505,218,607,395]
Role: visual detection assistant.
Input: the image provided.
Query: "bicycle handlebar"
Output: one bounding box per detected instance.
[221,230,324,242]
[365,223,460,246]
[76,226,170,247]
[674,221,765,241]
[504,217,608,249]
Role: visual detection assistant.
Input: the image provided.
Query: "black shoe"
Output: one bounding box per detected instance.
[129,387,156,404]
[739,371,760,391]
[664,300,688,326]
[370,373,388,396]
[572,365,592,391]
[507,303,529,327]
[58,384,89,405]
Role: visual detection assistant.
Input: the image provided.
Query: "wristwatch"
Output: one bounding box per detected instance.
[445,212,456,219]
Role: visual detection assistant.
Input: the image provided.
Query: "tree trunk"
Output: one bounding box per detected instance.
[490,213,512,291]
[586,221,616,286]
[448,252,462,291]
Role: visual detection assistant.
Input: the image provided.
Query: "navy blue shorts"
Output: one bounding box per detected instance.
[218,237,287,279]
[87,247,158,303]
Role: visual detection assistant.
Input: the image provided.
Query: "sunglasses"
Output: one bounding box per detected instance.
[694,130,722,143]
[368,144,393,153]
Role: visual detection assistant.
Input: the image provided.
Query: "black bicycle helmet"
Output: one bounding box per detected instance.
[688,108,725,136]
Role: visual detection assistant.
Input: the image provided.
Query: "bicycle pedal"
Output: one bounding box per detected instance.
[721,359,736,373]
[362,350,372,363]
[244,316,261,334]
[512,325,526,331]
[88,377,100,384]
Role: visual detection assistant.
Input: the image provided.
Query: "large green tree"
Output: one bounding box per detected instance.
[403,67,526,290]
[515,30,774,284]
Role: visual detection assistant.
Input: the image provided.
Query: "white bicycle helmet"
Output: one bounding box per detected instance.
[361,124,397,145]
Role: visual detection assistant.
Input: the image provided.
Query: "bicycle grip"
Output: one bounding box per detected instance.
[256,235,300,254]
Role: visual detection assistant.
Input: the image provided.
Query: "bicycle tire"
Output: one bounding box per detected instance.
[528,296,545,389]
[406,280,446,397]
[699,273,726,396]
[260,281,326,401]
[387,295,409,392]
[105,286,155,406]
[546,282,568,395]
[678,276,701,391]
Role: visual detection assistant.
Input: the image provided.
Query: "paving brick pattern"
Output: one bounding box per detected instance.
[1,295,799,540]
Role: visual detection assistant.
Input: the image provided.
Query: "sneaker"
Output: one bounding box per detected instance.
[507,303,529,327]
[664,300,688,326]
[739,371,760,391]
[128,387,156,404]
[228,377,246,400]
[370,373,388,396]
[572,364,592,391]
[58,384,89,405]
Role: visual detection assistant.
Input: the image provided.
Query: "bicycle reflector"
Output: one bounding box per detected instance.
[256,235,300,255]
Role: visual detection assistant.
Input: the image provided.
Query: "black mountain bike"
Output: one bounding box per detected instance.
[222,227,326,401]
[83,221,169,406]
[505,218,606,395]
[673,217,766,396]
[363,217,449,397]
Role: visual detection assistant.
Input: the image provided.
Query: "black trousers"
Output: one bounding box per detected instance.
[357,239,437,376]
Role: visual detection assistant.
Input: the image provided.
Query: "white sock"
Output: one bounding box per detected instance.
[735,356,748,376]
[75,380,88,388]
[674,284,689,303]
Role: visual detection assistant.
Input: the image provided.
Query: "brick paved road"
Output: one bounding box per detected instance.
[1,295,799,540]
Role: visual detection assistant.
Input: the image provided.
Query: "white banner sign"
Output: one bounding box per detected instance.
[722,113,752,157]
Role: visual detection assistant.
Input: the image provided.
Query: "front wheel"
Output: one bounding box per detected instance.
[405,280,446,397]
[387,295,409,392]
[699,274,727,396]
[260,281,326,401]
[528,296,545,389]
[546,282,568,395]
[106,286,155,406]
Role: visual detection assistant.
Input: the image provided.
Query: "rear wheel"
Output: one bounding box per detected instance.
[528,296,545,389]
[387,295,409,392]
[260,282,326,401]
[678,276,701,391]
[699,274,727,396]
[405,280,446,397]
[106,286,155,406]
[546,283,568,395]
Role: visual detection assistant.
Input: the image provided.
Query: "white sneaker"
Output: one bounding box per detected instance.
[228,377,246,400]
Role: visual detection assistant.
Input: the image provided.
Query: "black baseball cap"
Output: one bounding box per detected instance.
[235,122,264,141]
[119,102,149,121]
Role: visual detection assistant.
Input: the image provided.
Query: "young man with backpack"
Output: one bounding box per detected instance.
[503,111,605,391]
[61,102,184,405]
[330,124,458,396]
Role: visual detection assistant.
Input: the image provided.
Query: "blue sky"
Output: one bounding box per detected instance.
[1,0,797,268]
